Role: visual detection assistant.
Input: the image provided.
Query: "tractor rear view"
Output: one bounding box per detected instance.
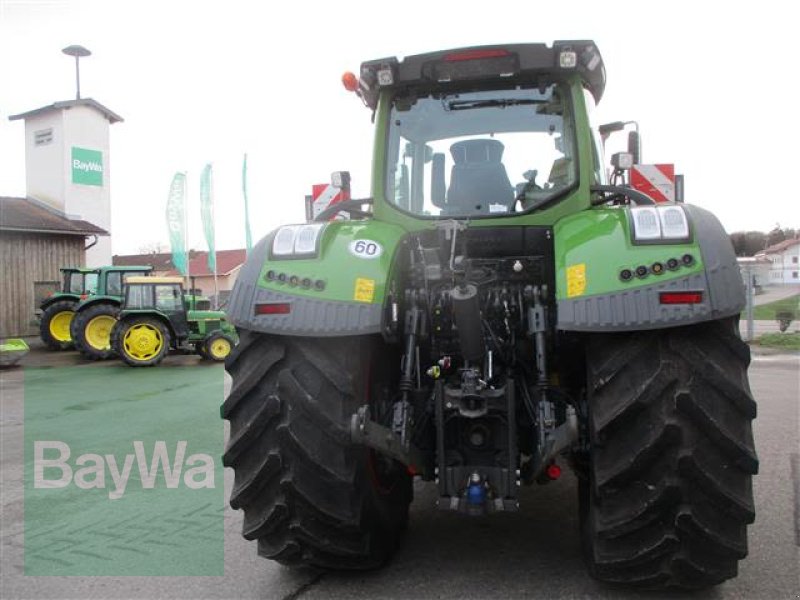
[222,41,756,590]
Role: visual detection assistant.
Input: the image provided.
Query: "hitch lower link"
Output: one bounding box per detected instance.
[350,405,426,473]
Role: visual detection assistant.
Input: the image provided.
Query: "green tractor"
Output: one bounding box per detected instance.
[111,276,237,366]
[222,42,757,589]
[38,267,99,350]
[70,266,153,360]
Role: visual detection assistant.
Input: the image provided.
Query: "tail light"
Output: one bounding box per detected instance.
[659,292,703,305]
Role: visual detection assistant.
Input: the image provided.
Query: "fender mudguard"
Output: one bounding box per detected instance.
[226,221,406,336]
[554,204,744,331]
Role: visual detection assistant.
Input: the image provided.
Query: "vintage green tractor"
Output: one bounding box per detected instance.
[222,41,757,589]
[70,265,153,360]
[38,267,99,350]
[111,276,237,366]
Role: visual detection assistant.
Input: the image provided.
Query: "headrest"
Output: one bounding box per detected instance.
[450,139,505,165]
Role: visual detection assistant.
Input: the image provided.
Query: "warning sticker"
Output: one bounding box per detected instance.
[353,278,376,303]
[566,264,587,298]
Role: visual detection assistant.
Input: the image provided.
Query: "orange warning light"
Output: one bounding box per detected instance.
[342,71,359,92]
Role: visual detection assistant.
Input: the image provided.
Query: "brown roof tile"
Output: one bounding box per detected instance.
[0,196,108,236]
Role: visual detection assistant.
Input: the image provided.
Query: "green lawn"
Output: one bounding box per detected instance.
[747,294,799,320]
[755,332,800,351]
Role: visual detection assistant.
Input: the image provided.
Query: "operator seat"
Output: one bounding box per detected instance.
[445,139,515,214]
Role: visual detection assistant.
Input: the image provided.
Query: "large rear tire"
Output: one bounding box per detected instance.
[222,332,412,569]
[581,317,758,589]
[72,303,120,360]
[39,300,76,350]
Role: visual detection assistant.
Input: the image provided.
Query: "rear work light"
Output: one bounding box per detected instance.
[255,302,292,315]
[659,292,703,305]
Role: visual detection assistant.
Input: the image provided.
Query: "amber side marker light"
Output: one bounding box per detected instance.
[255,302,292,315]
[659,292,703,305]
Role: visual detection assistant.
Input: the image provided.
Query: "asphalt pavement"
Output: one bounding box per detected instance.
[1,344,798,599]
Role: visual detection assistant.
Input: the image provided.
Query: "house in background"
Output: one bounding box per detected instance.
[756,238,800,285]
[113,248,247,304]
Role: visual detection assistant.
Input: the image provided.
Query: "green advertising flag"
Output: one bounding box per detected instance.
[165,172,188,275]
[242,154,253,253]
[200,164,216,273]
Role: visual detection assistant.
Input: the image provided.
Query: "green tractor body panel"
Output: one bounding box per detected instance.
[228,221,407,336]
[553,203,744,330]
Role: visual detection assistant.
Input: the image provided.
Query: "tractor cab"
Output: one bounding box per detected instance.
[112,276,237,366]
[61,267,99,296]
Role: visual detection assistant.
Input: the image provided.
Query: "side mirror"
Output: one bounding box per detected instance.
[431,153,446,208]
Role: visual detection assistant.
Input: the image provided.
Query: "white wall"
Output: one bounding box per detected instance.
[764,244,800,284]
[62,105,111,267]
[24,111,65,211]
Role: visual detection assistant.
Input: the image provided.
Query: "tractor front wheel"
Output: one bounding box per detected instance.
[222,333,412,569]
[39,301,76,350]
[202,332,235,361]
[72,303,120,360]
[581,317,758,589]
[112,317,170,367]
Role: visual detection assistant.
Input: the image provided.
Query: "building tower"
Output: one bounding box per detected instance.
[8,99,123,267]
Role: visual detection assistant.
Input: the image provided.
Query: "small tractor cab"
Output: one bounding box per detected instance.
[38,267,99,350]
[111,276,237,366]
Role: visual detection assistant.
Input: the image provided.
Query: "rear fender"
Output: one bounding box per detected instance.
[554,204,744,331]
[40,294,81,311]
[226,220,407,336]
[75,296,121,313]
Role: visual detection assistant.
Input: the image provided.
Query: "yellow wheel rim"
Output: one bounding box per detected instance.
[122,324,163,361]
[209,338,231,360]
[84,315,117,350]
[49,311,73,342]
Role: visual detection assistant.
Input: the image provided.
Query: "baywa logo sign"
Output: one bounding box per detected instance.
[24,366,224,576]
[34,440,215,500]
[71,146,103,186]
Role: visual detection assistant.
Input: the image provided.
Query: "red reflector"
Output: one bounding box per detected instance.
[407,465,418,476]
[444,49,510,62]
[659,292,703,305]
[254,302,291,315]
[546,464,562,480]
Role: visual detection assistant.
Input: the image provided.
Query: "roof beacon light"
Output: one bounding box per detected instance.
[630,207,662,241]
[559,50,577,69]
[342,71,359,92]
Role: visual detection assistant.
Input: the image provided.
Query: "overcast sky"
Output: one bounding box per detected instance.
[1,0,797,255]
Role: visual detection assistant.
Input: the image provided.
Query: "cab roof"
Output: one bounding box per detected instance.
[125,276,183,285]
[357,41,605,110]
